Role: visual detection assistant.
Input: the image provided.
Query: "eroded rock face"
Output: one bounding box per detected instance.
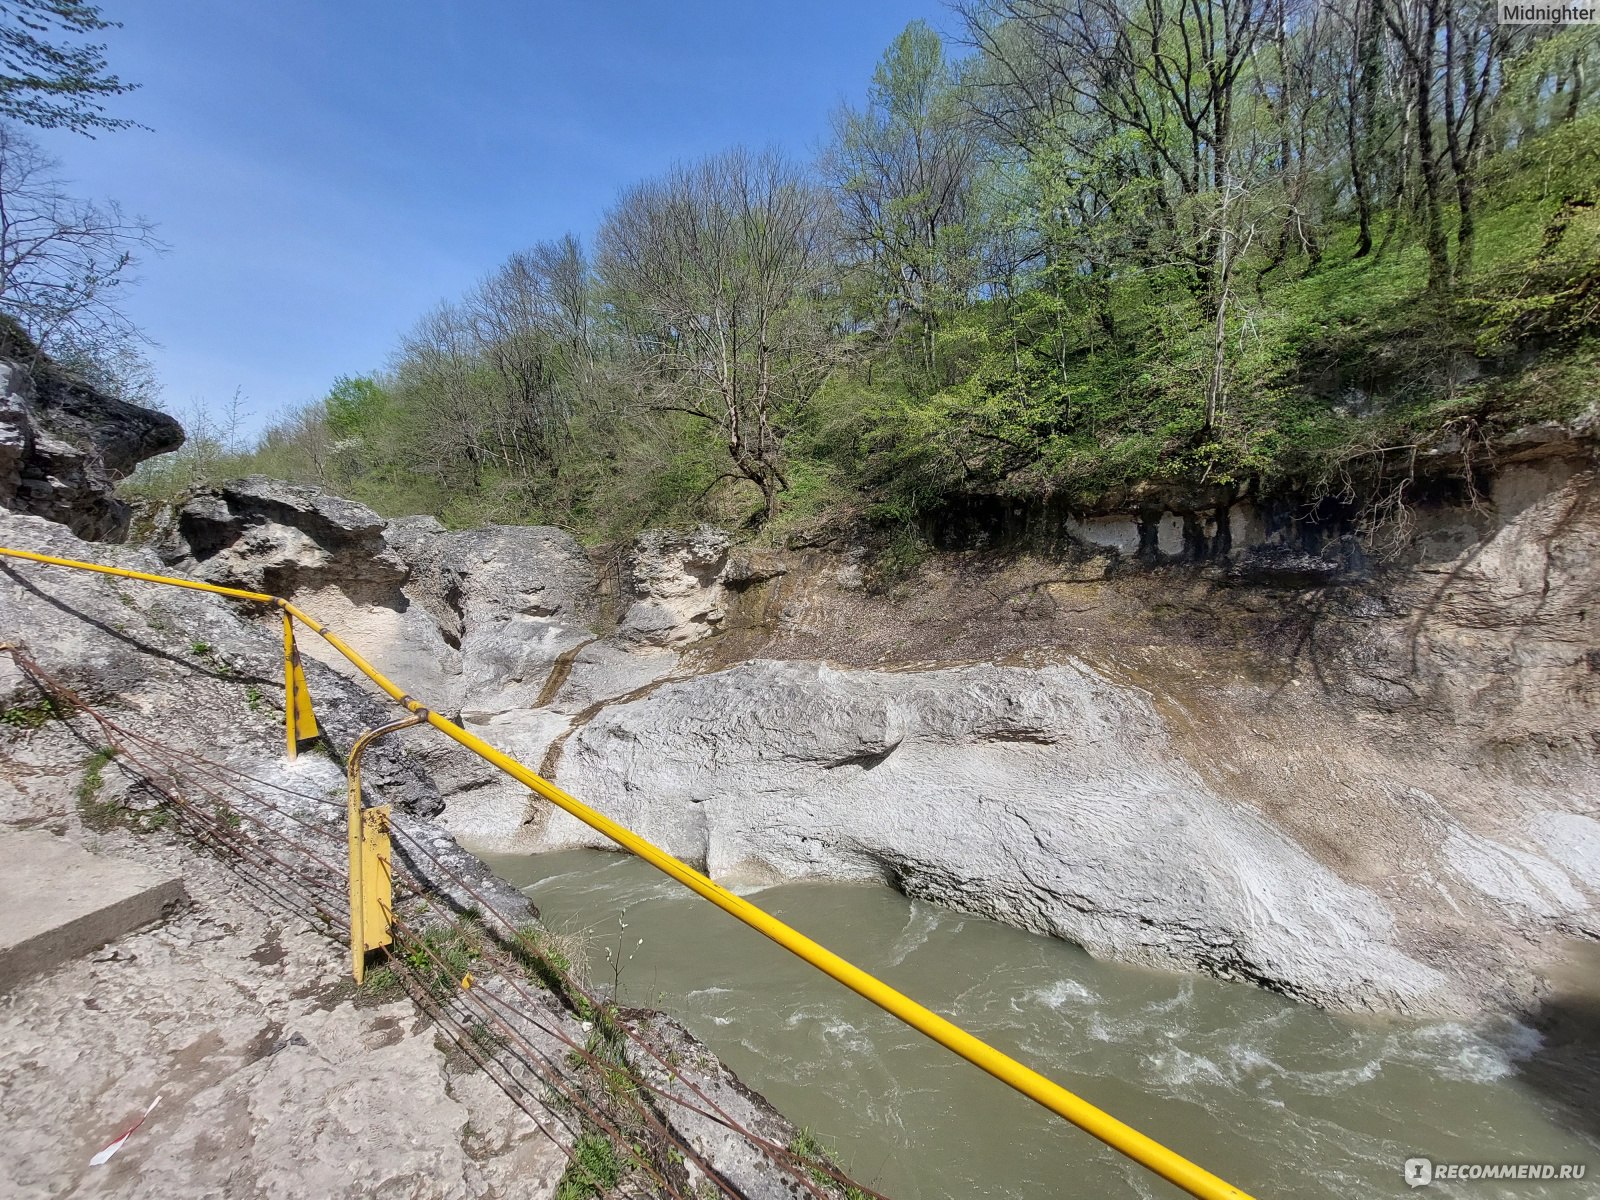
[1,508,445,818]
[113,447,1597,1018]
[0,357,183,541]
[618,527,732,647]
[0,507,828,1200]
[157,475,407,602]
[392,520,598,645]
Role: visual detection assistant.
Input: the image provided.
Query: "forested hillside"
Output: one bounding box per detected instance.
[134,4,1600,545]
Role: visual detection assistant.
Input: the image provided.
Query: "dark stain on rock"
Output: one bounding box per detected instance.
[249,928,286,968]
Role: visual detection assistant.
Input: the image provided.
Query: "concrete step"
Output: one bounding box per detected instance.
[0,830,186,990]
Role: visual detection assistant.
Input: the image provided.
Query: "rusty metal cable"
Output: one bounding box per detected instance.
[3,644,881,1200]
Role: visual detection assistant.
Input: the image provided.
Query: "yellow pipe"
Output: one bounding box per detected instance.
[0,545,277,603]
[346,715,421,982]
[282,610,298,759]
[0,543,1257,1200]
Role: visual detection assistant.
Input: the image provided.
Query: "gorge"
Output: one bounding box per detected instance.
[2,351,1596,1198]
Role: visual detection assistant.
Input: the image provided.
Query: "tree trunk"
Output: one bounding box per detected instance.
[1391,1,1452,293]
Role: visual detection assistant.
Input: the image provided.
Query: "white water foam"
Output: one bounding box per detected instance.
[1024,978,1098,1010]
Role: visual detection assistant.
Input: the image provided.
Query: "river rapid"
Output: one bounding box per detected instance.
[480,848,1598,1200]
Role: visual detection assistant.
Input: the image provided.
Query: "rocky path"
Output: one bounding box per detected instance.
[0,837,566,1200]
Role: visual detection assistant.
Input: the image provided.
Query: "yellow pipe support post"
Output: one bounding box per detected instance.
[281,610,319,758]
[0,545,1259,1200]
[346,716,421,983]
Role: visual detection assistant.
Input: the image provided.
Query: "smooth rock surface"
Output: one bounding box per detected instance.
[542,659,1453,1011]
[0,831,186,991]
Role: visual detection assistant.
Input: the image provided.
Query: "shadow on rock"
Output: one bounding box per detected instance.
[1516,941,1600,1146]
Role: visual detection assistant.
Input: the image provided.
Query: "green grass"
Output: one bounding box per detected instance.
[583,1003,637,1103]
[74,748,169,834]
[508,921,577,994]
[786,1128,868,1196]
[464,1017,505,1058]
[359,964,405,1002]
[555,1132,624,1200]
[398,925,481,1000]
[74,748,119,831]
[1,694,68,729]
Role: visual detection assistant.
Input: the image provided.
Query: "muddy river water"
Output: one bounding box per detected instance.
[480,848,1598,1199]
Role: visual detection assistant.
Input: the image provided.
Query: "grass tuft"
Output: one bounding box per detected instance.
[555,1132,624,1200]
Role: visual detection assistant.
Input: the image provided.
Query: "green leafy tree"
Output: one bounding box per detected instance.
[824,21,982,377]
[0,0,138,135]
[324,374,388,438]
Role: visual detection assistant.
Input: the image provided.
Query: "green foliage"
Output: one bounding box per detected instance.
[585,1002,638,1103]
[75,747,167,834]
[810,126,1600,519]
[359,964,404,1003]
[323,374,389,437]
[869,524,930,589]
[120,391,253,506]
[464,1017,505,1058]
[0,1,139,134]
[398,925,480,1000]
[139,19,1600,547]
[1,693,67,729]
[74,746,114,804]
[787,1128,866,1196]
[75,756,124,833]
[555,1132,624,1200]
[509,921,576,993]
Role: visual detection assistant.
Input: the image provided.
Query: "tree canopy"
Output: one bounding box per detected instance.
[141,4,1600,549]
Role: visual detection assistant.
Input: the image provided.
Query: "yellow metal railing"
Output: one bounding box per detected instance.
[0,542,1258,1200]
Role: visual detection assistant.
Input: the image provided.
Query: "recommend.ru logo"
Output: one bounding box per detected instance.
[1405,1156,1589,1187]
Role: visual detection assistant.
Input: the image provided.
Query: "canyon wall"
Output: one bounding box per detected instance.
[141,416,1599,1017]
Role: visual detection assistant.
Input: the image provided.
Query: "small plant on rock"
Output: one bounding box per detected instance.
[555,1132,623,1200]
[1,694,67,729]
[74,747,120,830]
[399,925,480,1000]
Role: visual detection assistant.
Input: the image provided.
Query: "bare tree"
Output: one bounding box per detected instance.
[392,301,488,488]
[599,148,838,524]
[1386,0,1453,291]
[1326,0,1389,258]
[0,123,158,358]
[1440,0,1507,276]
[469,247,574,475]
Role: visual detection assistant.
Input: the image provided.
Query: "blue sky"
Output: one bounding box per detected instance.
[33,1,945,431]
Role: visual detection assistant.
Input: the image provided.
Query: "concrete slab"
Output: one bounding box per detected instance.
[0,830,186,990]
